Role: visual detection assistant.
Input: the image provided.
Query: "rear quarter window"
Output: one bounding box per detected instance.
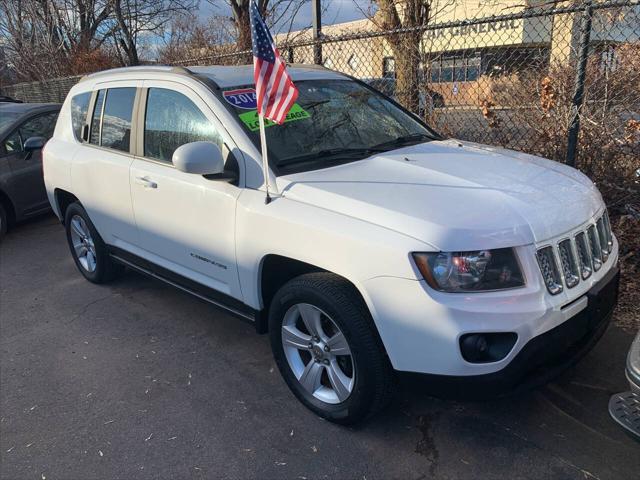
[71,92,91,141]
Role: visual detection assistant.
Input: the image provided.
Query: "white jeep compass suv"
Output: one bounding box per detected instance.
[44,65,619,424]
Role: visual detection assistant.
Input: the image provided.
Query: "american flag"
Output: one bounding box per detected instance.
[250,0,298,124]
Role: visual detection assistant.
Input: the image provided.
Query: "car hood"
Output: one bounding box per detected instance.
[277,139,604,251]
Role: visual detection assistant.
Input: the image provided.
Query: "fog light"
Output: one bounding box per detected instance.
[460,332,517,363]
[460,334,488,362]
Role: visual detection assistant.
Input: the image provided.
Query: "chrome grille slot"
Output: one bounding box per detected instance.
[558,239,579,288]
[587,225,603,271]
[596,216,609,262]
[575,231,593,280]
[603,211,613,254]
[536,246,563,295]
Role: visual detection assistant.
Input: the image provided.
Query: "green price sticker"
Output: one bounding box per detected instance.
[238,103,310,132]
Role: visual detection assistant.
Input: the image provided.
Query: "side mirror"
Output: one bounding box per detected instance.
[172,141,225,175]
[24,136,45,152]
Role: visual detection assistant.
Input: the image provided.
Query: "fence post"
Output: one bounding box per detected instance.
[565,0,593,167]
[312,0,322,65]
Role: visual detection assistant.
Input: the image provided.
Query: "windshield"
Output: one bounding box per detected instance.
[0,112,21,134]
[220,79,437,174]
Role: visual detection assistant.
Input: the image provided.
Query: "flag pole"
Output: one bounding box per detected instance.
[258,113,272,204]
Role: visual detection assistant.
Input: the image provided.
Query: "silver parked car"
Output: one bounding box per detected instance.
[609,330,640,440]
[0,102,60,239]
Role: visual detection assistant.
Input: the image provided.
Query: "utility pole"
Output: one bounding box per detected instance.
[312,0,322,65]
[565,1,593,167]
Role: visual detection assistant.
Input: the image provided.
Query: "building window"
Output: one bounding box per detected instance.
[483,47,549,77]
[430,54,481,83]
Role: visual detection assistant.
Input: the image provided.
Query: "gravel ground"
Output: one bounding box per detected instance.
[1,215,638,480]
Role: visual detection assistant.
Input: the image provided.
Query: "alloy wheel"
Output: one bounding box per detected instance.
[281,303,355,404]
[69,215,97,272]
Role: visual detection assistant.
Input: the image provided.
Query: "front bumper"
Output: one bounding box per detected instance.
[397,265,619,396]
[608,331,640,440]
[364,241,619,377]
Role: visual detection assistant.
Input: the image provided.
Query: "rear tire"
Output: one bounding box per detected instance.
[269,272,394,424]
[0,203,7,241]
[64,202,123,283]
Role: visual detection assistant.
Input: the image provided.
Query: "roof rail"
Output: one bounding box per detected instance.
[80,65,197,82]
[170,66,194,75]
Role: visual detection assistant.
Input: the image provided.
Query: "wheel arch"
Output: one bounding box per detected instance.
[54,188,79,224]
[256,254,382,347]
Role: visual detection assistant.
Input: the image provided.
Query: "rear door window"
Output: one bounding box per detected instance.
[100,88,136,152]
[143,88,221,163]
[71,92,91,141]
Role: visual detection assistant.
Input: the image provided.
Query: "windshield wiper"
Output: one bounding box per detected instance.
[279,147,384,167]
[371,133,433,150]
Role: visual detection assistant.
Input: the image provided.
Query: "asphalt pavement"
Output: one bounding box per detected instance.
[1,214,638,480]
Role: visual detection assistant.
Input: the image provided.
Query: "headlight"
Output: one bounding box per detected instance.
[412,248,525,292]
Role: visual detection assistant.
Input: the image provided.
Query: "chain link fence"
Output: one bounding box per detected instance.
[1,75,83,104]
[177,1,639,188]
[2,1,638,191]
[2,0,640,185]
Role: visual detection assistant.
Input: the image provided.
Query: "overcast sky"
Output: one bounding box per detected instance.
[201,0,374,33]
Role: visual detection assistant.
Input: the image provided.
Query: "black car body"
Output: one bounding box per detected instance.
[0,102,60,238]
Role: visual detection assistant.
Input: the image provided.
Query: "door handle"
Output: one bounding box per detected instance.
[135,176,157,189]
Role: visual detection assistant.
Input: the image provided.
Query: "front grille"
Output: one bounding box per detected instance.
[587,225,603,272]
[536,246,563,295]
[575,232,592,280]
[558,239,579,288]
[537,212,613,294]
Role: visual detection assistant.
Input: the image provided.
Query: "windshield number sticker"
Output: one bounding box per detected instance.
[238,104,310,131]
[223,89,258,109]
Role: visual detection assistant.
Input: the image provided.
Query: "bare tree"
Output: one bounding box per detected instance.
[206,0,308,51]
[374,0,436,112]
[0,0,116,80]
[111,0,197,66]
[158,12,236,63]
[0,0,60,80]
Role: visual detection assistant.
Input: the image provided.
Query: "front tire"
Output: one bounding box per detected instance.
[269,272,394,424]
[64,202,123,283]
